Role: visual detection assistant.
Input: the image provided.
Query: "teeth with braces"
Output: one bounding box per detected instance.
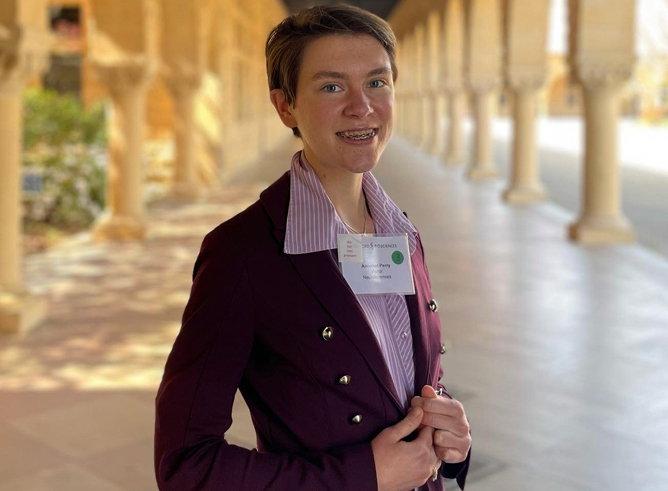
[338,129,376,140]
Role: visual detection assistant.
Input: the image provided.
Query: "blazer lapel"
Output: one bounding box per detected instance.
[285,249,405,414]
[260,173,404,415]
[404,254,432,397]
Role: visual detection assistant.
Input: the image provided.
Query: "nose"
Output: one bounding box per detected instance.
[343,88,373,119]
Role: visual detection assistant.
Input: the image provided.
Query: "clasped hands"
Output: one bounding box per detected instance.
[412,384,471,465]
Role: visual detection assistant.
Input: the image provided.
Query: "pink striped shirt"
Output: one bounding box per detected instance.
[284,150,418,410]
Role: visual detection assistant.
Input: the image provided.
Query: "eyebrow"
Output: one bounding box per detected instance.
[311,66,392,81]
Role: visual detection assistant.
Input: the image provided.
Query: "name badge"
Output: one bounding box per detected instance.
[337,234,415,295]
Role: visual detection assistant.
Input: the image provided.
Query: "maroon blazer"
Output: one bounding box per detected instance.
[154,171,471,491]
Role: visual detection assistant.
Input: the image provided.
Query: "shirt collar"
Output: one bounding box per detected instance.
[284,150,417,255]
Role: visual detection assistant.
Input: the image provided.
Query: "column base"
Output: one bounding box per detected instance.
[92,213,146,242]
[467,165,499,181]
[0,290,47,334]
[568,216,636,244]
[442,153,466,167]
[502,184,547,204]
[169,182,200,201]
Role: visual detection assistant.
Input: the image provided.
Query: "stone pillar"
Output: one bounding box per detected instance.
[567,0,636,243]
[568,80,634,243]
[502,0,551,203]
[468,83,499,180]
[465,0,502,180]
[395,41,404,135]
[92,68,151,241]
[161,0,212,198]
[425,10,444,156]
[413,25,426,148]
[165,77,201,199]
[503,84,546,202]
[442,0,467,165]
[404,33,417,143]
[428,92,447,156]
[88,0,158,241]
[444,89,466,166]
[0,1,50,333]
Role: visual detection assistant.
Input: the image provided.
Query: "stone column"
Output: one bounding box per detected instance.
[413,25,427,149]
[165,77,201,199]
[568,78,634,243]
[442,0,466,165]
[404,33,417,144]
[444,89,466,166]
[92,67,151,241]
[424,10,444,156]
[503,83,547,203]
[464,0,502,180]
[468,83,499,180]
[88,0,158,242]
[502,0,550,203]
[567,0,636,243]
[395,41,404,135]
[0,5,50,333]
[428,91,447,156]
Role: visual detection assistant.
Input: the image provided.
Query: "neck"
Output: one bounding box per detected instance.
[302,147,371,233]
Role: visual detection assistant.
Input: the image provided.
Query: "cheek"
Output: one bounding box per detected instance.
[374,99,393,122]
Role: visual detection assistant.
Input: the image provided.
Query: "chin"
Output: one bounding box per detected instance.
[343,152,379,174]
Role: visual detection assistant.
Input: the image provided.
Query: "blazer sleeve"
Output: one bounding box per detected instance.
[154,231,378,491]
[436,369,471,490]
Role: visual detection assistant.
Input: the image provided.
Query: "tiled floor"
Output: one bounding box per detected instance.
[1,136,667,491]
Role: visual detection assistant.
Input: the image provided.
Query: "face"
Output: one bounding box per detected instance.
[271,34,394,176]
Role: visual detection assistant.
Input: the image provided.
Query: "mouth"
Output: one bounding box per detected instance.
[336,128,378,142]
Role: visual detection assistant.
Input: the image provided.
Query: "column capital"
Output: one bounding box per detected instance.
[92,61,155,96]
[506,69,547,93]
[163,74,202,97]
[0,26,51,94]
[443,80,464,94]
[573,60,635,90]
[468,77,500,95]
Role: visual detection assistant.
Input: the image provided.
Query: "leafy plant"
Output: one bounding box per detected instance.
[22,88,107,229]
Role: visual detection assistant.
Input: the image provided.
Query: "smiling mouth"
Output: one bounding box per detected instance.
[336,128,378,140]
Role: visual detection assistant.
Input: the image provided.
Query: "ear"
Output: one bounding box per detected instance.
[270,89,298,130]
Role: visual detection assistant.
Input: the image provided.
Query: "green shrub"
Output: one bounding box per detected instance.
[22,88,107,229]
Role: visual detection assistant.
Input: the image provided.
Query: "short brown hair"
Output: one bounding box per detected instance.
[265,5,397,137]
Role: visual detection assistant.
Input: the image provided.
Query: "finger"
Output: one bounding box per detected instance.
[411,396,465,418]
[416,423,435,445]
[421,384,438,399]
[421,412,469,437]
[390,406,423,441]
[436,445,467,464]
[433,429,463,448]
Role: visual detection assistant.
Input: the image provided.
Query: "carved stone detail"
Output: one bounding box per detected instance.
[574,61,635,90]
[0,26,51,94]
[468,77,500,94]
[92,62,153,96]
[506,68,547,92]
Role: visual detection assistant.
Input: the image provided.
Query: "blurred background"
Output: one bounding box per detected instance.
[1,0,667,490]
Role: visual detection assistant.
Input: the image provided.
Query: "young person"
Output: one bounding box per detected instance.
[155,6,471,491]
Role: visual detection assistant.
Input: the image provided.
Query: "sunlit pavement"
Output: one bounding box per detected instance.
[1,135,668,490]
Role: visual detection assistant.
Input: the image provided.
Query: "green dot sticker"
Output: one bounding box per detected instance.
[391,251,404,265]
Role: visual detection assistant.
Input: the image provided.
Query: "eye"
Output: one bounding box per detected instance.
[323,84,341,93]
[369,80,386,88]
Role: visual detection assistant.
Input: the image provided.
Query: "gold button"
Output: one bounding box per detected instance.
[428,299,438,312]
[351,414,362,424]
[321,326,334,340]
[439,343,446,354]
[338,375,351,385]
